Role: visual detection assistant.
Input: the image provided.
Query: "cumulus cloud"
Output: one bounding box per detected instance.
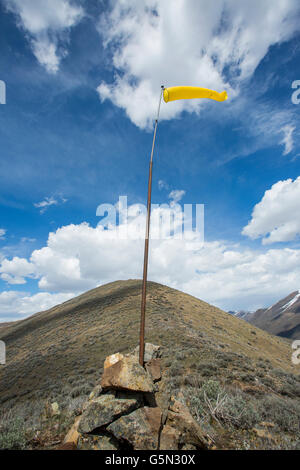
[97,0,299,128]
[0,257,36,284]
[280,124,295,155]
[34,195,67,214]
[242,176,300,244]
[5,0,84,73]
[2,199,300,317]
[0,290,73,321]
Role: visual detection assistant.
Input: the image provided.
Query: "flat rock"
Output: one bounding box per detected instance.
[107,406,162,450]
[145,358,161,382]
[101,355,155,392]
[77,433,119,450]
[78,392,142,434]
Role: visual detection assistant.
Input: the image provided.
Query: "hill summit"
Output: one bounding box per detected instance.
[0,280,299,450]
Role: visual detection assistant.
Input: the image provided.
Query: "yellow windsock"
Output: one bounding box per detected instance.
[163,86,228,103]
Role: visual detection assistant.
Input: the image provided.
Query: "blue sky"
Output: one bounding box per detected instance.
[1,0,300,320]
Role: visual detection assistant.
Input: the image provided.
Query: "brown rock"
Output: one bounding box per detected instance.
[166,397,208,449]
[107,406,162,450]
[160,424,180,450]
[57,442,77,450]
[78,392,142,434]
[63,416,81,446]
[145,358,161,382]
[101,355,155,393]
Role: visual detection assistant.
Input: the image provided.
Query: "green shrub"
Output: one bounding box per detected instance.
[224,393,259,429]
[260,375,275,388]
[197,362,217,376]
[259,396,300,432]
[70,383,91,398]
[278,382,300,398]
[239,372,256,383]
[0,417,26,450]
[169,360,182,376]
[188,379,260,430]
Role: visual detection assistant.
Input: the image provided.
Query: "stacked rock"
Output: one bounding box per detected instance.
[62,344,208,451]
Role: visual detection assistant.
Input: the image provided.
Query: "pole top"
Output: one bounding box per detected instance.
[161,85,164,89]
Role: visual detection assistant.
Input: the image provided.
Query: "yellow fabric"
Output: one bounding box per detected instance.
[163,86,227,103]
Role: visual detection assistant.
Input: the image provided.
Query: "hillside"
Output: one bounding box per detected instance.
[0,280,299,450]
[248,291,300,340]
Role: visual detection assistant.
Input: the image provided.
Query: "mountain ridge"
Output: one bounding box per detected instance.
[246,290,300,340]
[0,280,299,450]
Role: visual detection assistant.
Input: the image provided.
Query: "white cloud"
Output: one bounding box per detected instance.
[158,180,169,191]
[0,229,6,240]
[168,190,185,204]
[0,290,73,321]
[97,0,299,128]
[242,176,300,244]
[0,257,36,284]
[5,0,84,73]
[34,195,67,214]
[280,124,295,155]
[1,199,300,318]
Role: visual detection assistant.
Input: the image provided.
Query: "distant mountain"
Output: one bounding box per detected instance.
[228,310,253,321]
[247,291,300,340]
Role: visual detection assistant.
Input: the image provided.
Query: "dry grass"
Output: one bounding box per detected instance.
[0,279,299,449]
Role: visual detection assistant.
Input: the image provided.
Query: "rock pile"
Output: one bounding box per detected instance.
[62,344,208,451]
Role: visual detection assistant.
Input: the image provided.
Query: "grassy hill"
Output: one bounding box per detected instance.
[0,280,299,450]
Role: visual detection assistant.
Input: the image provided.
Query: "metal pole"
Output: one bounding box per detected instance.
[139,86,164,366]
